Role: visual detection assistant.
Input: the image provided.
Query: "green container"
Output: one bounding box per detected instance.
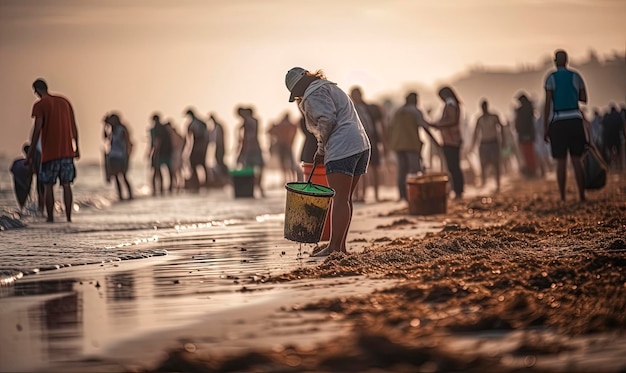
[284,182,335,243]
[230,167,255,198]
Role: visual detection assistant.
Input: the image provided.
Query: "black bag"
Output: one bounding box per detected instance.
[582,144,608,190]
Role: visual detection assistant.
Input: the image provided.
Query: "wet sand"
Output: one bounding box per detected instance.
[10,172,626,372]
[142,172,625,373]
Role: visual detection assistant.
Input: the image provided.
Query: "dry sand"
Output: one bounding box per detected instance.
[45,172,626,372]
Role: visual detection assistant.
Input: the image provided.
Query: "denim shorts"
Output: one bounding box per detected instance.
[325,149,370,176]
[40,158,76,185]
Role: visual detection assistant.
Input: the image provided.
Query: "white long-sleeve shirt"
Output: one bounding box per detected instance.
[298,79,370,163]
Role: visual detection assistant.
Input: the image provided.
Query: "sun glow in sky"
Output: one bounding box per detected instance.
[1,0,624,163]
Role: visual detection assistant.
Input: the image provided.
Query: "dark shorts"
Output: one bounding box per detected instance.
[239,149,265,168]
[548,118,586,159]
[325,149,370,176]
[479,141,501,165]
[190,149,207,167]
[40,158,76,185]
[107,155,128,174]
[276,144,296,169]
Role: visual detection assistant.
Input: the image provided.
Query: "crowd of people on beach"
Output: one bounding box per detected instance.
[8,50,626,232]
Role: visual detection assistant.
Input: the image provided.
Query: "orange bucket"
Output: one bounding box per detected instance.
[301,162,331,241]
[407,172,449,215]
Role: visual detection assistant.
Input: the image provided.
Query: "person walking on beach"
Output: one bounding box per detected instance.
[602,105,625,170]
[209,113,229,185]
[471,99,504,191]
[20,135,44,214]
[148,113,174,195]
[543,49,588,202]
[236,107,265,197]
[350,87,382,202]
[268,113,300,183]
[10,143,36,210]
[285,67,371,257]
[184,108,210,189]
[103,113,133,200]
[388,92,430,201]
[165,121,185,191]
[431,86,464,200]
[515,93,538,178]
[26,78,80,222]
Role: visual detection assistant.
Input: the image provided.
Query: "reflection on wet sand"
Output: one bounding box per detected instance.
[0,222,319,372]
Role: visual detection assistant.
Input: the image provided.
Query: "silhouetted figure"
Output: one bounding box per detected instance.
[471,99,503,191]
[166,121,185,191]
[184,108,210,188]
[602,105,625,170]
[10,144,35,209]
[500,119,522,174]
[26,78,80,222]
[299,115,318,166]
[515,93,538,178]
[103,113,133,200]
[209,113,229,185]
[236,107,265,197]
[590,108,604,155]
[268,113,300,183]
[431,86,464,200]
[543,49,588,202]
[20,138,44,213]
[148,113,174,195]
[350,87,381,202]
[534,110,553,177]
[388,92,429,201]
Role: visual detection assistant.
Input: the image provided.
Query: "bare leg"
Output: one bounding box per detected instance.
[571,156,585,201]
[123,174,133,199]
[556,158,567,201]
[44,184,54,222]
[190,165,199,189]
[326,173,360,254]
[201,164,208,186]
[62,183,73,222]
[114,174,123,200]
[167,165,174,193]
[152,166,162,195]
[495,161,501,191]
[480,160,487,188]
[256,167,265,197]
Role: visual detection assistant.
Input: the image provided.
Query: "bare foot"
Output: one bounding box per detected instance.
[310,246,332,257]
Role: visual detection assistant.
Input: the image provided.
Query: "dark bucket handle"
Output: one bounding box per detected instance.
[306,162,317,184]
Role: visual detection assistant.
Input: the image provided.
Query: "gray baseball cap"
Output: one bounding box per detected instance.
[285,67,307,102]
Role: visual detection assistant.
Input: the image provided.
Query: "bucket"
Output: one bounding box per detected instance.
[284,182,335,243]
[407,172,449,215]
[301,162,332,241]
[230,167,255,198]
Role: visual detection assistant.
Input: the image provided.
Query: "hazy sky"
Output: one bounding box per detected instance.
[1,0,624,163]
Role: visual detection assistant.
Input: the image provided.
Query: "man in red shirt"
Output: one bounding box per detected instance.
[26,79,80,222]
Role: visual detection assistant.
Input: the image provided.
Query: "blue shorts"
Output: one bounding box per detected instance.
[325,149,370,176]
[40,158,76,185]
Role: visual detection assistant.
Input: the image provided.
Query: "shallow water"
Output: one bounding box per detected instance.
[0,160,301,284]
[0,160,330,371]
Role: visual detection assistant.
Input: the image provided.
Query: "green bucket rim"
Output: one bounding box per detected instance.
[230,167,255,176]
[285,182,335,197]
